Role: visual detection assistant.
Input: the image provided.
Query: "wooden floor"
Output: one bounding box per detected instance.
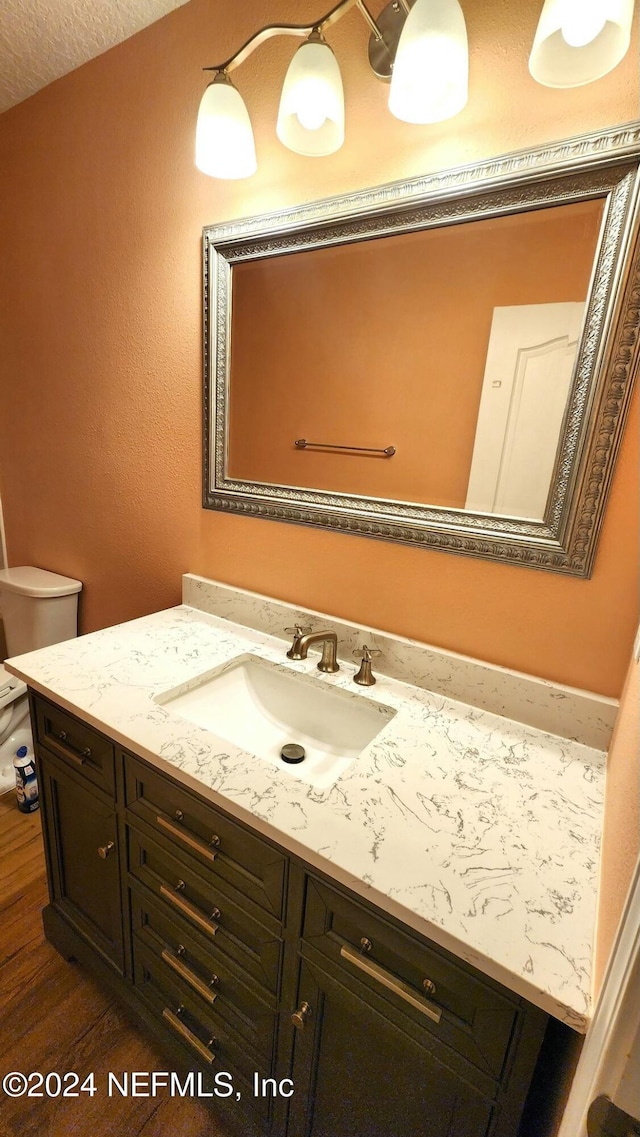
[0,791,231,1137]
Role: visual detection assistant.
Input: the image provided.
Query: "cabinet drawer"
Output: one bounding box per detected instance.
[132,941,273,1127]
[127,825,283,996]
[303,877,519,1080]
[33,695,115,797]
[125,756,287,921]
[131,886,278,1058]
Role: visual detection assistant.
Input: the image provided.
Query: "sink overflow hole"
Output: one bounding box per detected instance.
[280,743,306,765]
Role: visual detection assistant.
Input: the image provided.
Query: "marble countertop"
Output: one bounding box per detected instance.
[7,604,606,1031]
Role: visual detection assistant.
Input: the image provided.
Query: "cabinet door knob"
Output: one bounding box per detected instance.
[97,841,115,859]
[82,747,92,759]
[58,730,67,742]
[291,1001,312,1030]
[423,978,437,997]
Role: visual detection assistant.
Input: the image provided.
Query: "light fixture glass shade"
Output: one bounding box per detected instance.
[195,75,257,179]
[388,0,468,125]
[276,38,345,156]
[529,0,634,87]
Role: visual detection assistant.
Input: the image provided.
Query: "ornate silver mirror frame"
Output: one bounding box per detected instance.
[203,124,640,576]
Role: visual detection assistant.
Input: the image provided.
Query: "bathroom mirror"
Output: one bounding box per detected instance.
[203,124,640,576]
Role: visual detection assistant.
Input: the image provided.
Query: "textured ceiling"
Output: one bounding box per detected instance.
[0,0,190,114]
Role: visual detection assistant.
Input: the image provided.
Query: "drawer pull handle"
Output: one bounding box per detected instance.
[291,1001,312,1031]
[156,815,219,861]
[159,883,219,939]
[161,948,218,1005]
[162,1007,216,1065]
[340,943,442,1024]
[53,729,91,768]
[97,841,115,860]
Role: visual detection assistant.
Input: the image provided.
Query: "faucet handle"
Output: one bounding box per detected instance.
[285,624,312,660]
[353,645,381,660]
[353,645,381,687]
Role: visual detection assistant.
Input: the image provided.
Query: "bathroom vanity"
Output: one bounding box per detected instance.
[33,694,548,1136]
[7,581,607,1137]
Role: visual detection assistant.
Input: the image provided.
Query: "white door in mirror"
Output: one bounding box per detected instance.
[465,302,585,520]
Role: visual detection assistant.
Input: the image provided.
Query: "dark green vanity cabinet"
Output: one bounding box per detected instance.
[30,692,552,1137]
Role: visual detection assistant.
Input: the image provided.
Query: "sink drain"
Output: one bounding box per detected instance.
[280,743,306,765]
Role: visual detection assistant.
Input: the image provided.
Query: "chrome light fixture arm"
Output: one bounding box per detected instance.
[203,0,388,76]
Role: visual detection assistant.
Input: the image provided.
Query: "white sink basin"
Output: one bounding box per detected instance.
[155,654,396,789]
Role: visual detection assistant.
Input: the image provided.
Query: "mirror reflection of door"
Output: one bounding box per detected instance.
[465,303,585,520]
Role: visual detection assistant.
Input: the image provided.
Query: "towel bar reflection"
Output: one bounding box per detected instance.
[294,439,396,457]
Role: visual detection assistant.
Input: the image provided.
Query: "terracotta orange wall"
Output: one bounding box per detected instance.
[229,200,603,506]
[0,0,637,697]
[594,654,640,994]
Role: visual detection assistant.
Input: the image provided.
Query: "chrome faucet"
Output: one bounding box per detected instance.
[285,626,340,673]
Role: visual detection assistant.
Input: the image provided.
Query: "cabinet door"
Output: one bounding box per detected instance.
[40,756,124,972]
[288,960,494,1137]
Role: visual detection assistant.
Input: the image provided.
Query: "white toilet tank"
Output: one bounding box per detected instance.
[0,567,83,657]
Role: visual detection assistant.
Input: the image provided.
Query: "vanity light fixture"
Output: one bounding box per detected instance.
[388,0,469,124]
[195,72,257,178]
[529,0,635,87]
[276,33,345,156]
[195,0,470,178]
[195,0,635,178]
